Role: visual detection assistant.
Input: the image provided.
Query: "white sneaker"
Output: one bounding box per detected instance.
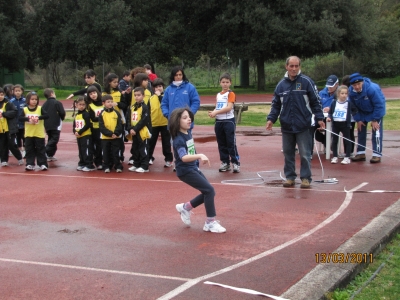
[232,163,240,173]
[219,162,231,172]
[82,166,95,172]
[128,160,134,165]
[97,165,103,170]
[40,165,48,171]
[116,169,122,173]
[331,157,338,164]
[135,167,149,173]
[176,203,192,225]
[18,160,24,166]
[104,168,110,173]
[1,161,8,166]
[164,161,172,168]
[149,159,153,165]
[128,166,137,172]
[341,157,351,165]
[25,165,34,171]
[203,220,226,233]
[47,156,57,162]
[77,166,84,171]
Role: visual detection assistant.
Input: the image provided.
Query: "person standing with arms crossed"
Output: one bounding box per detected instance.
[266,56,325,188]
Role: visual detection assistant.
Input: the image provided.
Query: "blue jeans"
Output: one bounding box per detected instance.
[178,169,216,217]
[282,130,312,181]
[356,119,383,157]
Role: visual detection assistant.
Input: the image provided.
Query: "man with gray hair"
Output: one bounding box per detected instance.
[266,56,325,188]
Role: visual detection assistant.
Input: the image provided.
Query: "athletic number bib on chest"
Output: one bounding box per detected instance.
[333,102,348,122]
[75,120,85,130]
[131,111,139,124]
[186,138,195,155]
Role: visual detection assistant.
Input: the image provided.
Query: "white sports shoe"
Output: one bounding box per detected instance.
[18,160,24,166]
[203,221,226,233]
[116,169,122,173]
[135,167,149,173]
[176,203,192,225]
[164,161,172,168]
[77,166,84,171]
[331,157,338,164]
[149,159,153,165]
[40,165,48,171]
[25,165,34,171]
[128,160,134,165]
[341,157,351,165]
[104,168,110,173]
[128,166,137,172]
[1,161,8,166]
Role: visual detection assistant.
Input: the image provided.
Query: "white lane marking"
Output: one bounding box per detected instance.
[0,171,346,191]
[157,182,368,300]
[204,281,289,300]
[0,258,190,282]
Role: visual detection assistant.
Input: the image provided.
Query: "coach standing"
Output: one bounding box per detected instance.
[348,73,386,163]
[266,56,325,188]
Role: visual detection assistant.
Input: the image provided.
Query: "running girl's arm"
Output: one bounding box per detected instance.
[181,152,210,165]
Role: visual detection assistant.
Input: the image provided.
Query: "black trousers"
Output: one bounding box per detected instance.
[178,169,216,218]
[91,128,103,167]
[77,135,94,168]
[0,132,23,162]
[148,125,173,162]
[131,135,149,170]
[25,137,47,167]
[332,122,351,158]
[101,139,122,170]
[46,129,61,157]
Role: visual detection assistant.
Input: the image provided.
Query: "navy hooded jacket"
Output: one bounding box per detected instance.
[267,72,324,133]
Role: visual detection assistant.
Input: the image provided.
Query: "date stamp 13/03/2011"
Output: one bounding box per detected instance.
[315,253,373,264]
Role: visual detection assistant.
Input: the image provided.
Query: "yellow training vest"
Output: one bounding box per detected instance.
[100,110,119,140]
[24,106,45,138]
[74,113,91,137]
[129,105,151,140]
[89,103,104,129]
[0,104,9,133]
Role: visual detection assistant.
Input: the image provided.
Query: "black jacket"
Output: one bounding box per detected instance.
[0,100,18,134]
[42,97,66,131]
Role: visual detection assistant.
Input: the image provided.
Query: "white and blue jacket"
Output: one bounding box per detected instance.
[348,78,386,122]
[267,72,324,133]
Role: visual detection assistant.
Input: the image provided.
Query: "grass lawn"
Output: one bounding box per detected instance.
[328,234,400,300]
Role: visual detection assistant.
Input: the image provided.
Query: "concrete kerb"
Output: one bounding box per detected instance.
[281,198,400,300]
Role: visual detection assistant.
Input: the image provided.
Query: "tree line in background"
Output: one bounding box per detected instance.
[1,0,400,90]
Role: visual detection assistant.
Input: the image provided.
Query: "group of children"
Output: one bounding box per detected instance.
[1,70,241,233]
[0,85,65,170]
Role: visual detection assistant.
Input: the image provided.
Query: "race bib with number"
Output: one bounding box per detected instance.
[186,138,195,155]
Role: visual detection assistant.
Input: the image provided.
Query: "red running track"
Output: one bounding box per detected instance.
[1,122,400,299]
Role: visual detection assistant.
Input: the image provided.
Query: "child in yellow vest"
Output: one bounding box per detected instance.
[73,96,95,172]
[103,73,128,163]
[147,78,173,167]
[126,87,151,173]
[0,87,24,166]
[87,85,104,169]
[99,94,123,173]
[19,92,49,171]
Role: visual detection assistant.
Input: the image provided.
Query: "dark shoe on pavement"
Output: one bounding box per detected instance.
[351,154,366,162]
[300,178,311,189]
[370,156,381,163]
[283,179,295,187]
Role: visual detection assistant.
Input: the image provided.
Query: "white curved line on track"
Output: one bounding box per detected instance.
[156,182,368,300]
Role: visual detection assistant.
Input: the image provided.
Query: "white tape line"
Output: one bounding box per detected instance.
[204,281,290,299]
[0,258,190,282]
[157,182,368,300]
